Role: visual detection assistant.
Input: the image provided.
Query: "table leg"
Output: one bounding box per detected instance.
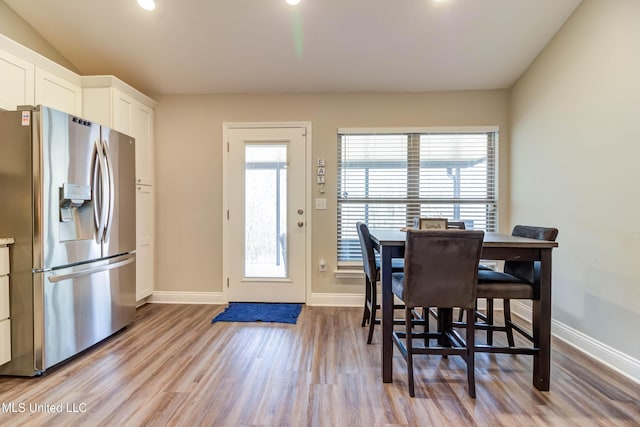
[533,249,552,391]
[381,245,393,383]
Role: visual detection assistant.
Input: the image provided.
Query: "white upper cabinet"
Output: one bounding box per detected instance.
[0,49,34,110]
[111,90,155,185]
[1,34,82,114]
[83,76,157,185]
[34,66,82,115]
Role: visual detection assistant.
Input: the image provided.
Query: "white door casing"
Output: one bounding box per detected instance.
[223,123,310,303]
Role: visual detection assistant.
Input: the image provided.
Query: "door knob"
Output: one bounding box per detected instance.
[297,209,304,215]
[297,221,304,227]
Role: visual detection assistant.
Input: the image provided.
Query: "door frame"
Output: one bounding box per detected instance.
[221,122,312,304]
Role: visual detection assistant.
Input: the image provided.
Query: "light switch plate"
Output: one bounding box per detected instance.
[315,198,327,210]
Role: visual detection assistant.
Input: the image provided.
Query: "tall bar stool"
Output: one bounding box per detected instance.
[356,222,405,344]
[391,229,484,397]
[475,225,558,346]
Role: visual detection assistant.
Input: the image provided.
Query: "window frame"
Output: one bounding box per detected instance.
[337,126,499,266]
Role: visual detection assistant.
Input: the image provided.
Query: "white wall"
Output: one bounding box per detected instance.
[153,91,510,299]
[0,1,78,72]
[511,0,640,373]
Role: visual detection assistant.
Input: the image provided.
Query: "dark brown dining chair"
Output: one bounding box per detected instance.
[356,222,404,344]
[391,229,484,398]
[475,225,558,346]
[423,220,467,321]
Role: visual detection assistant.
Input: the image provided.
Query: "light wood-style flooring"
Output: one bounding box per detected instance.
[0,304,638,426]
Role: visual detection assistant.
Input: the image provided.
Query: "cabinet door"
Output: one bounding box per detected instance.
[136,185,154,301]
[133,104,154,185]
[111,90,154,185]
[0,319,10,366]
[112,89,133,134]
[0,49,34,110]
[0,245,10,366]
[35,67,82,115]
[0,276,8,320]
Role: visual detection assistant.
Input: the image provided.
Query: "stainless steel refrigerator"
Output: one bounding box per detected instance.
[0,105,136,376]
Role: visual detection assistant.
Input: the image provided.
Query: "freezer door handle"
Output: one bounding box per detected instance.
[102,139,116,243]
[48,255,135,283]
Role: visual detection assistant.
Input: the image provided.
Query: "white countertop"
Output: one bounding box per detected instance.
[0,238,14,246]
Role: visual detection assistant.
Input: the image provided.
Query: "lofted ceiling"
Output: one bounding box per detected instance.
[4,0,582,96]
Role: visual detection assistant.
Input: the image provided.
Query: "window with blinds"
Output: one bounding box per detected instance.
[337,129,498,262]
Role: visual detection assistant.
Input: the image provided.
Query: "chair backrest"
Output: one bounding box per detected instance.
[504,225,559,283]
[401,230,484,309]
[356,222,377,283]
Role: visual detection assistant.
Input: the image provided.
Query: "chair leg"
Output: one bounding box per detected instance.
[465,308,476,398]
[405,308,415,397]
[503,299,515,347]
[458,300,478,323]
[361,277,371,327]
[366,279,377,344]
[486,298,494,346]
[423,307,429,347]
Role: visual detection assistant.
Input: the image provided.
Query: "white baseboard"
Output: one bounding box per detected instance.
[148,291,226,305]
[147,291,364,306]
[510,301,640,384]
[145,291,500,309]
[307,292,364,307]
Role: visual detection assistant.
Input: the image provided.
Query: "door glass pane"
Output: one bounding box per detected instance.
[244,144,288,278]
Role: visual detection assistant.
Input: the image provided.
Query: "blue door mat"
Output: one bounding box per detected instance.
[211,302,302,324]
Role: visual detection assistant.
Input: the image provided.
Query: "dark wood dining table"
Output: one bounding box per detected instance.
[368,228,559,391]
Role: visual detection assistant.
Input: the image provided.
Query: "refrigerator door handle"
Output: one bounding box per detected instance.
[93,139,110,243]
[102,139,116,243]
[47,255,135,283]
[92,141,101,235]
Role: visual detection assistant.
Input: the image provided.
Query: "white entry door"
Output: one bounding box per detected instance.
[224,125,308,302]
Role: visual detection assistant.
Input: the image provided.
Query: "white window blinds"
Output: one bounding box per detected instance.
[337,129,498,262]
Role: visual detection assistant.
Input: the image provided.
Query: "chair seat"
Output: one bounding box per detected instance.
[476,270,533,299]
[391,272,405,300]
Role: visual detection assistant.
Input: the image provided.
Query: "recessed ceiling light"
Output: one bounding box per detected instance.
[137,0,156,11]
[286,0,301,5]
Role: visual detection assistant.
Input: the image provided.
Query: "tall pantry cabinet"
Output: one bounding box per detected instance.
[83,76,157,302]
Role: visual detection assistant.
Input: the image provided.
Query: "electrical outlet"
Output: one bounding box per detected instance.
[319,258,327,272]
